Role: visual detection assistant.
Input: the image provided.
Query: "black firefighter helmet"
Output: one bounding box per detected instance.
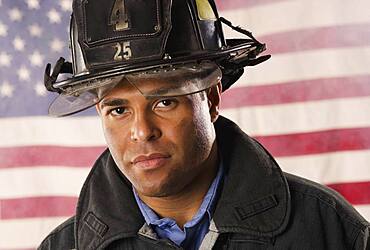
[44,0,270,116]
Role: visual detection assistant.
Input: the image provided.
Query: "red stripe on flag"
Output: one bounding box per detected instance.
[215,0,285,10]
[221,75,370,108]
[262,23,370,54]
[1,182,369,220]
[328,181,370,205]
[255,127,370,157]
[0,196,77,220]
[0,146,105,168]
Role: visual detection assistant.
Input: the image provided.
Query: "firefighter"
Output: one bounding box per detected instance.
[40,0,369,249]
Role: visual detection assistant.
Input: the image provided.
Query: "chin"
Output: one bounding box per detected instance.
[137,182,179,198]
[138,189,167,198]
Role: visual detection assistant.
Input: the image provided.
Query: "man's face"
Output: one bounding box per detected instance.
[96,79,221,198]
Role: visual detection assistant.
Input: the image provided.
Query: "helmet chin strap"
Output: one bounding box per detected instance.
[215,16,271,91]
[44,57,72,93]
[219,17,260,44]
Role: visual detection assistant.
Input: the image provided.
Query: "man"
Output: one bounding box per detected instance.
[39,0,369,249]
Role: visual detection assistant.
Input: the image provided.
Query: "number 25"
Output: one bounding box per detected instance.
[114,42,132,61]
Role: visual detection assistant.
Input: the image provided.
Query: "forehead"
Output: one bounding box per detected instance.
[99,77,206,111]
[99,78,200,110]
[102,76,181,99]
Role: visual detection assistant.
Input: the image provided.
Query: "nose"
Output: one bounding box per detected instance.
[130,112,161,142]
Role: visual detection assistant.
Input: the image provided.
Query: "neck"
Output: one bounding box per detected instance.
[139,142,219,228]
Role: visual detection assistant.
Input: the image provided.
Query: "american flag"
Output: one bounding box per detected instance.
[0,0,369,248]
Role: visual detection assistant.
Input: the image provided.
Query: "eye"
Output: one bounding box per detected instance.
[155,99,178,109]
[158,100,172,107]
[110,107,128,116]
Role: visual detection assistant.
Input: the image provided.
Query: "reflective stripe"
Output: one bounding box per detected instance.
[196,0,217,20]
[137,223,159,241]
[199,220,220,250]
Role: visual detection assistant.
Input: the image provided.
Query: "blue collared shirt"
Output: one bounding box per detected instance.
[133,163,223,249]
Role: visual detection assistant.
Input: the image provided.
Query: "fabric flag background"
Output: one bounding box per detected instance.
[0,0,369,248]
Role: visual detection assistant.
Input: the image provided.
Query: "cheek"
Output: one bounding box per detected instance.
[191,101,216,156]
[103,124,137,183]
[102,122,129,162]
[167,110,213,162]
[103,124,119,147]
[166,116,188,138]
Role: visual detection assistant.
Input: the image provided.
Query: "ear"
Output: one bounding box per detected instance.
[207,81,222,123]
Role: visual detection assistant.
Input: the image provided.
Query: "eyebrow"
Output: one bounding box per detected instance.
[100,98,129,109]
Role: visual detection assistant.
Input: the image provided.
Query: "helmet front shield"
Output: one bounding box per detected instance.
[48,61,222,117]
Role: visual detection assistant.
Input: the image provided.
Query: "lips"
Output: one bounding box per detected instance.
[132,153,170,169]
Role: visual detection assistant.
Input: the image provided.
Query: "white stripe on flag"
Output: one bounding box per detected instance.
[222,96,370,136]
[0,116,104,147]
[354,205,370,222]
[0,217,69,249]
[277,150,370,184]
[237,47,370,86]
[0,167,88,199]
[220,0,370,36]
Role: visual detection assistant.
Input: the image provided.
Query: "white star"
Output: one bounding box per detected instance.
[26,0,40,9]
[0,81,14,97]
[0,52,12,67]
[17,66,31,81]
[34,82,47,96]
[0,21,8,37]
[13,36,25,51]
[9,8,23,22]
[47,9,61,24]
[28,23,43,37]
[29,50,44,67]
[50,38,65,52]
[59,0,72,12]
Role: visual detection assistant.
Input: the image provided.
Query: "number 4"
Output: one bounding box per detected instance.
[114,42,132,61]
[110,0,129,31]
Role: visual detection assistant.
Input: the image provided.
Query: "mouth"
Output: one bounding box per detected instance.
[132,153,171,169]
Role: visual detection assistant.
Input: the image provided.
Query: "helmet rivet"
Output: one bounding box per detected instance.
[163,53,171,60]
[154,25,160,31]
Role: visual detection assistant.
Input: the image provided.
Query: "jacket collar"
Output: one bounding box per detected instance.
[74,116,291,248]
[213,116,291,237]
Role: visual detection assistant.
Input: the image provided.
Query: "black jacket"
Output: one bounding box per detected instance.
[39,116,370,249]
